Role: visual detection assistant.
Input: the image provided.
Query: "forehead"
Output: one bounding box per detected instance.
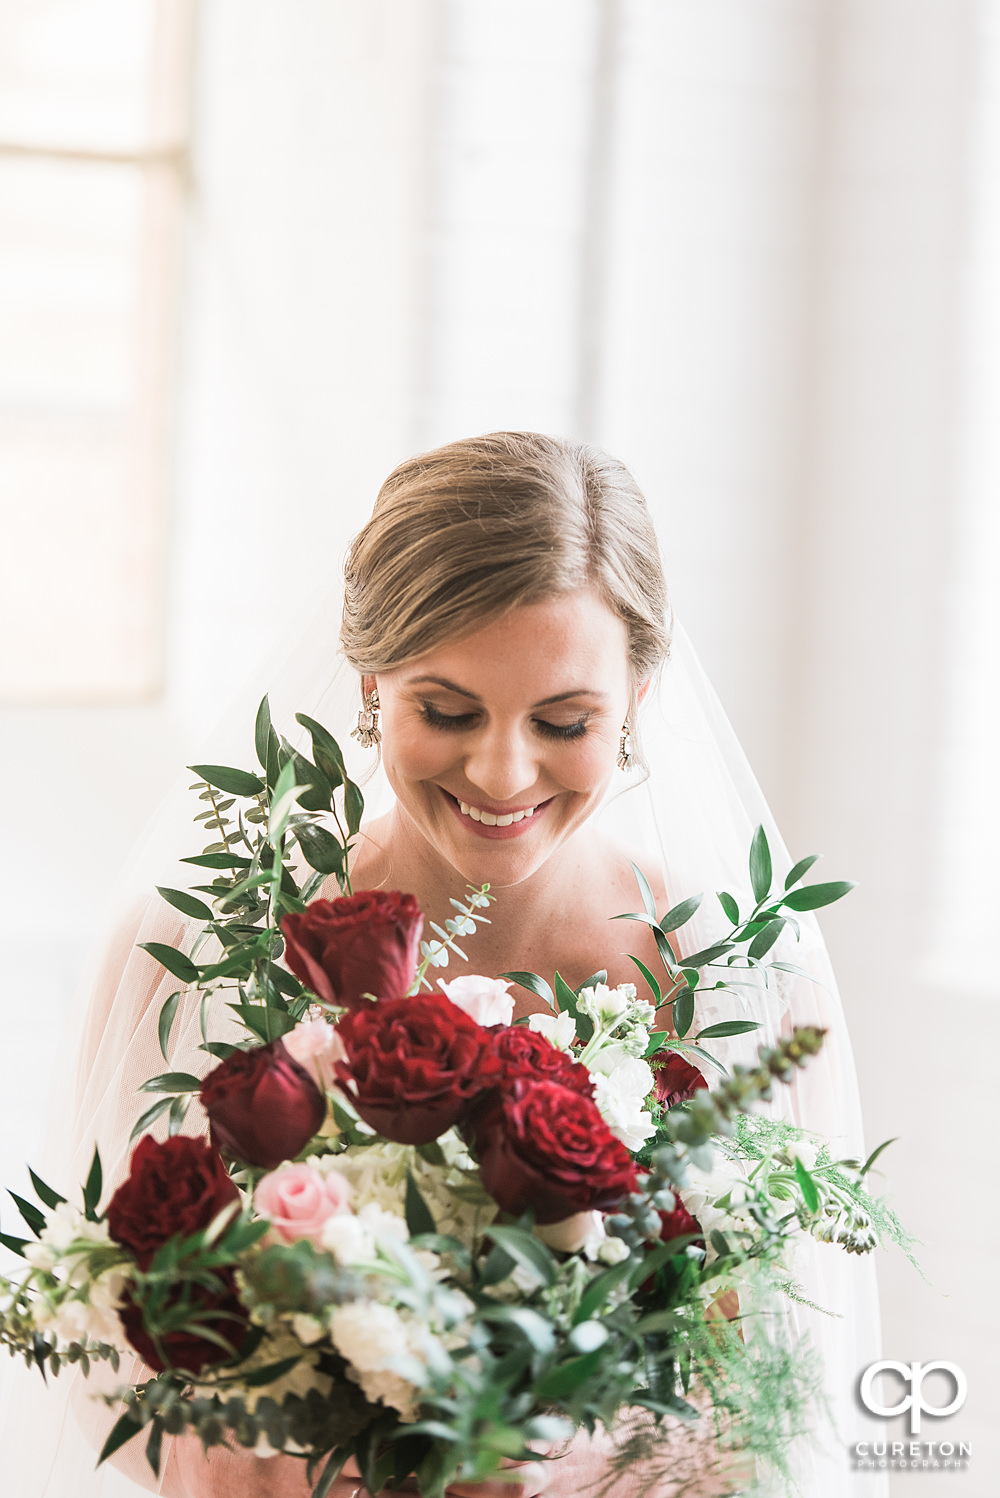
[400,588,630,698]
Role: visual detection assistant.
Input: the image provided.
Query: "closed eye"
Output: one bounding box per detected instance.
[419,701,590,741]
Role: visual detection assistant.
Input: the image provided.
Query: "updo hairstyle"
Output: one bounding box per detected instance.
[340,431,671,702]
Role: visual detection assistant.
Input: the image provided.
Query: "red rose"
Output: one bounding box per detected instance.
[487,1025,595,1098]
[106,1135,249,1374]
[116,1274,248,1376]
[106,1135,240,1270]
[653,1051,708,1110]
[200,1040,326,1168]
[639,1194,704,1295]
[336,995,504,1145]
[470,1079,638,1225]
[281,891,423,1009]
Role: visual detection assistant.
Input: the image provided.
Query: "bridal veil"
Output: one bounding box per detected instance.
[0,579,890,1497]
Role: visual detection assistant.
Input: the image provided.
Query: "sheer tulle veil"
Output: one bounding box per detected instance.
[0,577,889,1497]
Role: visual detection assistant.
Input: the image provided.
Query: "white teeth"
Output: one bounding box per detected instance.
[455,797,536,824]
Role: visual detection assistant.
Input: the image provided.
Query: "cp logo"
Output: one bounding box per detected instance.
[859,1361,967,1435]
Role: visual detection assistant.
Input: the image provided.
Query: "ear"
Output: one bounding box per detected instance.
[362,673,378,701]
[635,676,652,708]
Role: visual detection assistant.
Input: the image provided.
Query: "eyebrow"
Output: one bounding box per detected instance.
[406,675,607,708]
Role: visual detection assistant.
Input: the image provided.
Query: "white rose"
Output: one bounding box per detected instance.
[527,1010,578,1051]
[591,1057,656,1151]
[596,1236,631,1266]
[438,975,514,1027]
[330,1302,407,1373]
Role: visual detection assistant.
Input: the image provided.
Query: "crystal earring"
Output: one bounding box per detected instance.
[617,718,632,771]
[352,687,381,748]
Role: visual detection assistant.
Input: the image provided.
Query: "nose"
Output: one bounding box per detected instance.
[462,721,540,804]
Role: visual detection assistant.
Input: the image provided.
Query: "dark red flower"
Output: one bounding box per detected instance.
[116,1274,249,1376]
[336,994,503,1145]
[200,1040,326,1168]
[106,1135,240,1271]
[469,1079,638,1225]
[639,1192,705,1294]
[487,1025,595,1098]
[281,891,423,1009]
[652,1050,708,1110]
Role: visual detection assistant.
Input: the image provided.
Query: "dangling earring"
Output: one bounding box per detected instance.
[617,718,632,771]
[352,687,381,748]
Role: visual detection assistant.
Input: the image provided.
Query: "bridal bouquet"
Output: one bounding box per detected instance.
[0,703,907,1497]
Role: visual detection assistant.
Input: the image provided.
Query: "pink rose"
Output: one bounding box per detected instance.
[283,1018,346,1092]
[254,1163,353,1246]
[437,975,514,1027]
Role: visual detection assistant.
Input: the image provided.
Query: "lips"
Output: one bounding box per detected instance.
[441,789,548,839]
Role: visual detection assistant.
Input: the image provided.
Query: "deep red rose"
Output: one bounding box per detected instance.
[487,1025,595,1098]
[117,1273,249,1376]
[639,1193,705,1294]
[336,995,504,1145]
[470,1079,638,1225]
[652,1050,708,1110]
[106,1135,241,1271]
[281,891,423,1009]
[200,1039,326,1168]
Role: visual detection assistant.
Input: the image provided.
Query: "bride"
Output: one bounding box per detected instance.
[2,431,884,1496]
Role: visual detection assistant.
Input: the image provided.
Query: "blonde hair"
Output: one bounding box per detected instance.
[340,431,671,693]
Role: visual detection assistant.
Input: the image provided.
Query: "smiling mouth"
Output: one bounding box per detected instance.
[441,789,548,832]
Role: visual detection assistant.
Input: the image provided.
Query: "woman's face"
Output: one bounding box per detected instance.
[371,588,635,889]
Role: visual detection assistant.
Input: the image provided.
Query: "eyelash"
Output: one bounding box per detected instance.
[418,703,590,741]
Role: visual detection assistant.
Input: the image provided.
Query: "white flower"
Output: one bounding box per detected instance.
[39,1203,110,1254]
[527,1010,578,1051]
[438,975,514,1027]
[23,1243,57,1272]
[291,1313,326,1345]
[578,983,636,1026]
[321,1214,375,1267]
[782,1137,820,1173]
[89,1268,127,1312]
[35,1293,127,1351]
[590,1057,656,1151]
[329,1303,438,1419]
[596,1236,631,1266]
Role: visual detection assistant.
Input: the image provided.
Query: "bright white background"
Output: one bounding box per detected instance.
[1,2,998,1493]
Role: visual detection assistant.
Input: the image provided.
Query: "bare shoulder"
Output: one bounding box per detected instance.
[589,830,669,917]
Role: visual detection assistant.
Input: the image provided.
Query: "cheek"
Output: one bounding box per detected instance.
[380,713,457,785]
[551,734,618,794]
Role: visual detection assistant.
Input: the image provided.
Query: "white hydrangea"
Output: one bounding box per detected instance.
[329,1302,441,1420]
[527,1010,578,1052]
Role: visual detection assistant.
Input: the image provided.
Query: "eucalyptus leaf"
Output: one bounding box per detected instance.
[629,954,662,1004]
[181,853,252,870]
[747,920,784,961]
[500,971,554,1008]
[138,1072,203,1095]
[673,987,694,1038]
[659,894,703,933]
[629,859,659,919]
[129,1096,173,1142]
[695,1020,761,1040]
[255,695,272,771]
[156,887,213,922]
[139,942,199,986]
[295,712,348,789]
[344,779,364,837]
[717,890,740,925]
[784,853,821,890]
[157,991,182,1062]
[294,823,346,876]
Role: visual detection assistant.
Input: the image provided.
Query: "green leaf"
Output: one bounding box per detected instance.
[717,890,740,925]
[572,1260,633,1323]
[784,853,821,890]
[129,1096,175,1142]
[200,1041,237,1060]
[311,1451,349,1498]
[228,1003,298,1042]
[500,971,554,1008]
[628,955,662,1005]
[482,1225,557,1286]
[861,1137,898,1177]
[168,1096,190,1136]
[8,1192,45,1237]
[294,713,347,789]
[293,823,346,876]
[534,1346,605,1399]
[139,942,199,985]
[181,853,252,870]
[748,919,784,961]
[83,1146,103,1220]
[255,695,272,771]
[98,1409,144,1466]
[156,886,213,922]
[0,1231,28,1256]
[771,960,822,984]
[782,881,856,911]
[575,969,608,993]
[553,971,593,1044]
[478,1305,556,1356]
[629,860,659,919]
[344,780,364,837]
[145,1418,163,1477]
[404,1173,437,1237]
[680,941,731,968]
[673,987,694,1038]
[240,1354,303,1388]
[660,1040,727,1075]
[188,763,265,797]
[794,1157,820,1213]
[695,1020,761,1040]
[28,1169,66,1212]
[157,991,182,1062]
[643,1029,670,1059]
[138,1072,203,1095]
[750,824,772,904]
[659,894,703,933]
[287,749,333,813]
